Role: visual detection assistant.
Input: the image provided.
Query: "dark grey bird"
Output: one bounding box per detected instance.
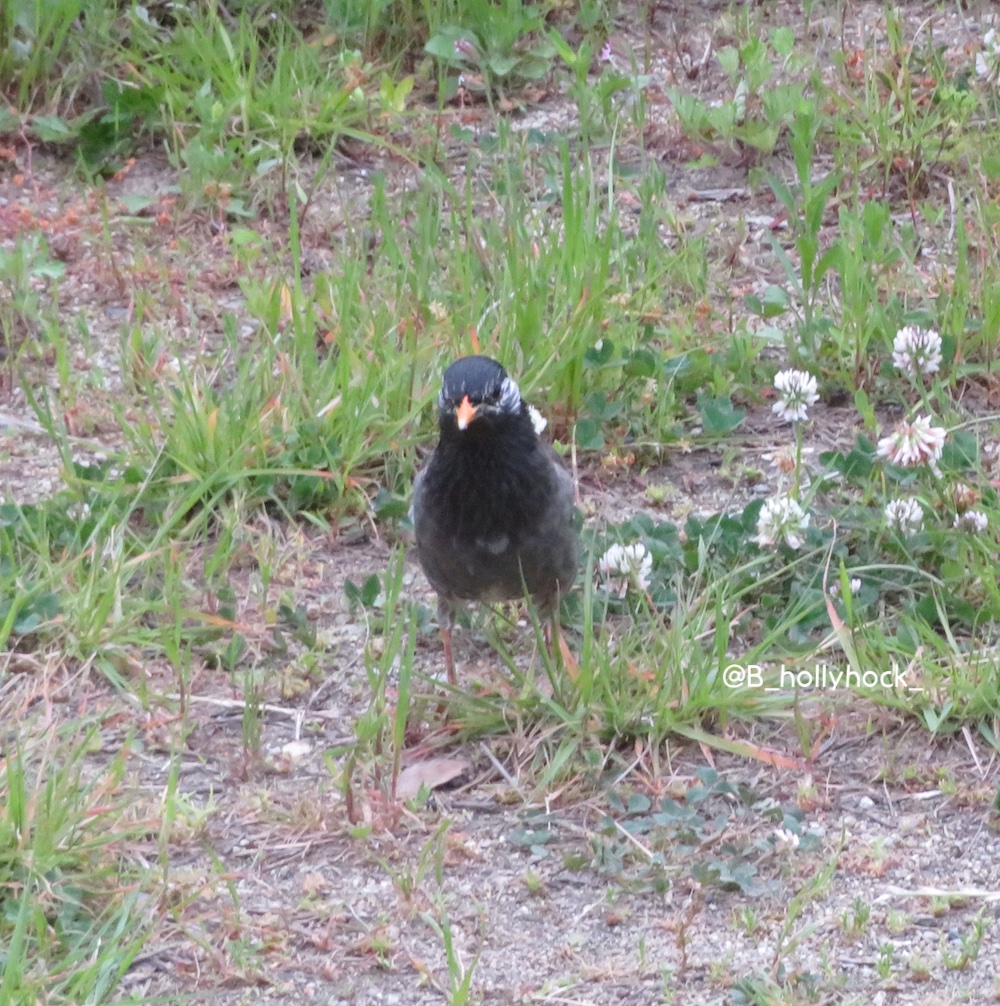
[412,356,579,684]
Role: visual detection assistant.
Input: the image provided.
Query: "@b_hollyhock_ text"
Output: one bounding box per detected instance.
[721,663,917,692]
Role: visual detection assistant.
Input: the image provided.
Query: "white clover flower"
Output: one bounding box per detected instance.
[66,499,93,522]
[977,28,1000,80]
[771,369,819,423]
[953,510,989,533]
[876,415,946,468]
[885,498,924,534]
[755,495,811,549]
[891,325,942,378]
[526,404,547,435]
[427,300,448,323]
[772,828,800,851]
[829,577,861,597]
[598,543,652,597]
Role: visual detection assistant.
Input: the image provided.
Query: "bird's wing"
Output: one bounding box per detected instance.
[548,447,576,521]
[409,464,426,526]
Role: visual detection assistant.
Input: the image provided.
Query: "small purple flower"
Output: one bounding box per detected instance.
[454,37,478,61]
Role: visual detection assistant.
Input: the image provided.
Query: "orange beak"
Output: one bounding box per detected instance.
[455,395,478,431]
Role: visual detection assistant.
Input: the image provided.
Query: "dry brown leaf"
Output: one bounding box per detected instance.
[396,756,469,800]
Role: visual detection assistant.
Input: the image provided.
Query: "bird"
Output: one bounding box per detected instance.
[411,355,579,685]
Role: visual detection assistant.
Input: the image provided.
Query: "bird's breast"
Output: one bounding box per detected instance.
[413,438,575,602]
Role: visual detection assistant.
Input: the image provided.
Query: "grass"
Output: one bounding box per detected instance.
[0,717,153,1005]
[3,0,1000,1000]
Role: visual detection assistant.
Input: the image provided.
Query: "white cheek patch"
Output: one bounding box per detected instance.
[527,404,547,434]
[438,370,520,416]
[498,375,521,413]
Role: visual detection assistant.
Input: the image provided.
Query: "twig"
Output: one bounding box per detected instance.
[479,741,522,795]
[613,818,655,861]
[874,885,1000,904]
[164,693,353,739]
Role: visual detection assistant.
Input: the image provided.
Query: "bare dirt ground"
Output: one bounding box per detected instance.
[99,531,1000,1006]
[5,1,1000,1004]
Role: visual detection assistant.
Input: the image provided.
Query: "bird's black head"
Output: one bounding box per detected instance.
[437,355,524,435]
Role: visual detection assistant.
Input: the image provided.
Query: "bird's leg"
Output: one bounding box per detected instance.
[438,596,457,685]
[442,628,456,686]
[544,602,579,681]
